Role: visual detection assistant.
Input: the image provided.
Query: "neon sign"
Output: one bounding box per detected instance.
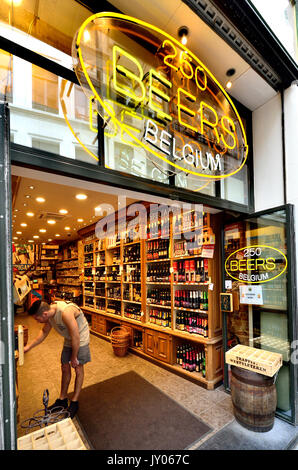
[72,12,248,181]
[225,245,287,284]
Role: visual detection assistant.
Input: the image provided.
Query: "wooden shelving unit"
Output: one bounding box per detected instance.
[81,211,223,390]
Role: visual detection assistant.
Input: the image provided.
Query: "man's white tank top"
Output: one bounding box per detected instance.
[49,301,90,347]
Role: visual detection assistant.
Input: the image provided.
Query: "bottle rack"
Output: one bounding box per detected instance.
[82,211,223,389]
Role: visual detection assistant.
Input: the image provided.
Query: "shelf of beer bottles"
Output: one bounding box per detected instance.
[94,295,106,299]
[173,282,209,286]
[123,281,141,284]
[106,297,121,301]
[146,236,170,241]
[171,364,207,383]
[174,307,208,313]
[123,240,141,246]
[123,261,141,264]
[123,300,142,305]
[84,292,94,296]
[146,258,171,263]
[94,249,105,253]
[147,282,171,285]
[105,280,121,283]
[172,255,203,260]
[146,303,171,309]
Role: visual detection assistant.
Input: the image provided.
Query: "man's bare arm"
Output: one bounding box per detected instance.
[24,322,52,352]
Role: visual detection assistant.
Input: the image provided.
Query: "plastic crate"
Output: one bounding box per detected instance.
[17,418,86,450]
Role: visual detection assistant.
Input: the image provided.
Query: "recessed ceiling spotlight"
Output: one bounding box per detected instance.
[26,212,34,217]
[48,238,52,242]
[226,81,232,89]
[25,195,31,199]
[28,185,35,190]
[23,203,27,207]
[178,26,189,46]
[47,219,56,225]
[33,235,39,239]
[14,209,19,212]
[75,193,87,200]
[226,68,236,77]
[28,240,34,243]
[55,234,60,237]
[16,231,22,234]
[64,226,71,230]
[13,237,18,240]
[20,223,27,227]
[36,197,45,203]
[59,209,68,214]
[77,218,84,223]
[39,229,46,233]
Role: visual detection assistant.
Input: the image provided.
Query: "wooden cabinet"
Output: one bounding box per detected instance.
[144,329,172,364]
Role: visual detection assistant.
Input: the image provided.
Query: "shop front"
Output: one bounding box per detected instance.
[0,0,297,450]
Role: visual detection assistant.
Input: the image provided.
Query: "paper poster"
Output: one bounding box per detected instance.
[201,244,214,258]
[239,285,263,305]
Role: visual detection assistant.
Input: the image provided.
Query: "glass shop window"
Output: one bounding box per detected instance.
[32,65,59,114]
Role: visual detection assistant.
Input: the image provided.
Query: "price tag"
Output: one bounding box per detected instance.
[208,283,214,291]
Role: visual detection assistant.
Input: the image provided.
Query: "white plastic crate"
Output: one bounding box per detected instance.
[17,418,86,450]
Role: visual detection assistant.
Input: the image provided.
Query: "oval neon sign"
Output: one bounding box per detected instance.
[225,245,287,284]
[72,12,248,181]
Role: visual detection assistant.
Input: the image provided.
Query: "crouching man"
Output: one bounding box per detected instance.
[25,299,91,418]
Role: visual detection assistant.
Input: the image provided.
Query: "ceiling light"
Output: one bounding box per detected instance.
[33,235,39,239]
[226,81,232,89]
[178,26,189,46]
[13,237,18,240]
[76,193,87,200]
[26,212,34,217]
[28,185,35,190]
[59,209,68,214]
[55,234,60,237]
[83,30,91,43]
[20,223,27,227]
[47,219,56,225]
[14,209,19,212]
[64,226,71,230]
[77,218,84,222]
[25,195,31,199]
[23,203,27,207]
[39,229,46,233]
[16,231,22,234]
[48,239,52,242]
[36,197,45,203]
[28,240,34,243]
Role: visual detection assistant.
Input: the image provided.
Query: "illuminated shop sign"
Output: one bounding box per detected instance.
[72,12,248,181]
[225,245,287,283]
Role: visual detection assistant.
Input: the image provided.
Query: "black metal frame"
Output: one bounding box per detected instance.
[0,103,16,450]
[221,203,298,425]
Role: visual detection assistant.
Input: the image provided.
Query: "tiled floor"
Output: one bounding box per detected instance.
[15,314,234,448]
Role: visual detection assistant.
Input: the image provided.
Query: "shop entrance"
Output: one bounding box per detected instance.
[223,205,297,424]
[11,165,226,447]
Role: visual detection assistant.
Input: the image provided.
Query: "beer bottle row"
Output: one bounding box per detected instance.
[176,311,208,337]
[124,244,140,262]
[147,219,169,239]
[147,239,169,260]
[176,344,206,376]
[173,259,208,283]
[124,305,142,321]
[147,288,171,306]
[147,263,170,283]
[174,289,208,310]
[133,330,143,348]
[149,309,171,328]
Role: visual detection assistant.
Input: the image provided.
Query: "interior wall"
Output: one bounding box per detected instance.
[252,93,284,212]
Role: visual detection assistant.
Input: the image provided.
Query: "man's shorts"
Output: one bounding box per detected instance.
[61,344,91,365]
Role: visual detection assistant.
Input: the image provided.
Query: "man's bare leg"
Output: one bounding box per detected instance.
[60,363,72,400]
[72,364,84,402]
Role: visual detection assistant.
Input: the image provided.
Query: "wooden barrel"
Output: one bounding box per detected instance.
[231,365,276,432]
[111,326,131,357]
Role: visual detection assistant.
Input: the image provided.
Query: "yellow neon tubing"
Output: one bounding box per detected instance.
[75,12,248,179]
[224,245,288,284]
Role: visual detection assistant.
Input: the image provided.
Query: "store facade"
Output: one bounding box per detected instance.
[0,0,297,450]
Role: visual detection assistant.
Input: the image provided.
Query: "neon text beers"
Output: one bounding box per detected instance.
[73,13,248,182]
